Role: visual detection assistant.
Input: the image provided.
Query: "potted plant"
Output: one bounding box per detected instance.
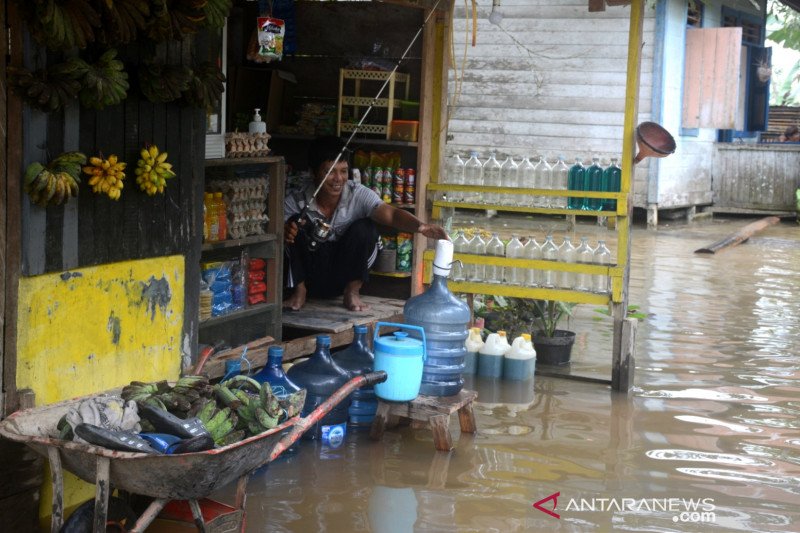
[478,297,577,366]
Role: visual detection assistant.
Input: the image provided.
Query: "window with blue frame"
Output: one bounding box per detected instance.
[718,6,771,142]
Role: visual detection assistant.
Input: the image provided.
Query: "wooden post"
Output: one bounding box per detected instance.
[612,317,637,392]
[694,216,780,254]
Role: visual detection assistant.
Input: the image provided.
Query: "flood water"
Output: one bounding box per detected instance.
[221,218,800,532]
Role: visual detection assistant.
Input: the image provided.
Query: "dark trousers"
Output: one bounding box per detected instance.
[285,218,379,299]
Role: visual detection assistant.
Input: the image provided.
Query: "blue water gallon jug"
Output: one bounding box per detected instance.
[287,335,351,439]
[373,322,426,402]
[403,240,470,396]
[251,345,302,397]
[334,325,378,426]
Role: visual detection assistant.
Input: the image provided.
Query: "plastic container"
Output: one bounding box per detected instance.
[504,333,536,380]
[518,157,536,207]
[540,235,559,289]
[373,323,426,401]
[558,236,577,290]
[523,236,541,287]
[286,335,351,440]
[484,233,505,284]
[467,234,486,282]
[335,325,378,426]
[445,154,465,202]
[603,158,621,211]
[482,152,502,205]
[214,192,227,241]
[251,346,302,398]
[585,157,604,210]
[504,235,524,285]
[404,240,470,396]
[463,151,484,203]
[204,193,218,242]
[551,156,570,208]
[593,240,612,293]
[389,120,419,142]
[499,156,519,205]
[568,158,586,210]
[464,327,484,375]
[399,100,420,120]
[534,156,552,207]
[248,108,267,134]
[478,330,510,378]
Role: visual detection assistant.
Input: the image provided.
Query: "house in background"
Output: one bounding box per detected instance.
[444,0,800,224]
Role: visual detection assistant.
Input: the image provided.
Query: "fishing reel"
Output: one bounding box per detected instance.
[296,210,332,252]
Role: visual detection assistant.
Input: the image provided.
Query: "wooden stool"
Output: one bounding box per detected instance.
[369,390,478,451]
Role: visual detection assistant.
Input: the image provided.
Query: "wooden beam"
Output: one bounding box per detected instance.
[694,216,780,254]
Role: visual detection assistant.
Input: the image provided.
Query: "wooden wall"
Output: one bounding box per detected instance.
[712,144,800,211]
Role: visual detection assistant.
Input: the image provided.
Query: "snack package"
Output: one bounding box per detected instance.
[257,17,286,62]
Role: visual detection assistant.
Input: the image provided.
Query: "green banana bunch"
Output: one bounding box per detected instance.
[23,152,86,208]
[79,49,129,110]
[205,406,238,445]
[184,62,226,113]
[138,61,192,104]
[202,0,232,29]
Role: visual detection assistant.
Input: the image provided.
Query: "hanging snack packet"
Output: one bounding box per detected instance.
[257,17,286,62]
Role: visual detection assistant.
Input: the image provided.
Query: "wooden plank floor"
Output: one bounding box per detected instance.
[281,295,405,333]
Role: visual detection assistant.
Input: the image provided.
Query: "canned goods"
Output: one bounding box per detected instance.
[404,168,416,204]
[404,168,416,187]
[370,167,381,196]
[404,185,415,205]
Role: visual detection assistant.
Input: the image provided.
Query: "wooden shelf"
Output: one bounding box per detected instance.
[199,303,278,328]
[347,138,418,148]
[270,134,418,149]
[371,270,412,278]
[201,234,276,252]
[204,156,283,167]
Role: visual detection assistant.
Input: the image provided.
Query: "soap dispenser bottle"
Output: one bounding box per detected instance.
[248,108,267,134]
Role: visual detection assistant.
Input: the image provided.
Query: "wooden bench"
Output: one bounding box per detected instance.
[369,390,478,452]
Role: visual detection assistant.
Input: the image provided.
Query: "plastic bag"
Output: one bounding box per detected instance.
[257,17,285,62]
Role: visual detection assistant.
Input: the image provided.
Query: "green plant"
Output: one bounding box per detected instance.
[592,304,648,321]
[477,296,576,339]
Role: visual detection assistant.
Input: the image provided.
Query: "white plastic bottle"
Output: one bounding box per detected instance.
[534,155,552,207]
[446,153,465,202]
[504,234,524,285]
[593,240,612,293]
[518,157,536,207]
[540,235,559,288]
[478,330,511,378]
[482,152,502,205]
[463,151,483,204]
[504,333,537,380]
[551,155,570,208]
[451,231,470,281]
[499,156,519,206]
[523,236,542,287]
[484,233,505,283]
[248,108,267,134]
[558,235,577,289]
[575,237,594,291]
[464,327,484,375]
[468,234,487,282]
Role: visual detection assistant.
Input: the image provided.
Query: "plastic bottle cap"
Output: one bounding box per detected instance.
[268,345,284,357]
[433,239,454,277]
[214,192,222,198]
[498,330,506,337]
[522,333,531,341]
[317,335,331,346]
[354,325,368,334]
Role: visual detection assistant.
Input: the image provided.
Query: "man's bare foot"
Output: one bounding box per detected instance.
[343,280,370,311]
[284,283,307,311]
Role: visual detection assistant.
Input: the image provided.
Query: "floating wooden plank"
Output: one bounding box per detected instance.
[694,216,780,254]
[281,295,405,333]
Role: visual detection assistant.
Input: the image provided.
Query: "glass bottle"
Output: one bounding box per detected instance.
[482,152,502,205]
[451,231,470,281]
[484,233,505,283]
[534,155,553,208]
[518,157,536,207]
[575,237,594,292]
[523,236,542,287]
[551,156,569,208]
[463,151,483,204]
[602,158,621,211]
[585,157,604,210]
[504,234,524,285]
[467,234,486,282]
[567,158,585,210]
[540,235,559,288]
[558,236,577,289]
[592,240,612,293]
[446,153,465,202]
[499,156,519,206]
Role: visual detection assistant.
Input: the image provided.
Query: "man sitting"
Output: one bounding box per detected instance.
[283,136,448,311]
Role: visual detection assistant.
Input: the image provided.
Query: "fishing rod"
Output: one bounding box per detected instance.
[297,0,443,251]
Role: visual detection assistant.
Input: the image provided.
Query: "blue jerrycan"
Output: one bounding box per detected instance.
[372,322,427,402]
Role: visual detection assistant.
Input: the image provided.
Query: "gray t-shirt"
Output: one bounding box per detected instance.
[284,180,383,242]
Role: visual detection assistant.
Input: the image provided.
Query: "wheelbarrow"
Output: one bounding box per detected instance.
[0,371,387,532]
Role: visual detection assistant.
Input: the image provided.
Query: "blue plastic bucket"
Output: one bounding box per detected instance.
[373,322,427,402]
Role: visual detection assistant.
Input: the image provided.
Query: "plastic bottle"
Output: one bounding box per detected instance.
[482,152,502,205]
[404,240,471,396]
[540,235,559,288]
[468,234,487,282]
[504,234,524,285]
[534,156,553,207]
[334,325,378,426]
[518,157,536,206]
[464,327,484,375]
[286,335,352,441]
[204,192,217,242]
[499,156,519,205]
[568,158,585,210]
[451,231,470,281]
[558,236,577,290]
[523,236,542,287]
[463,151,484,204]
[504,333,536,380]
[593,240,612,293]
[484,233,505,284]
[248,108,267,134]
[603,158,621,211]
[214,192,228,241]
[478,330,511,378]
[551,156,570,208]
[446,153,465,202]
[575,237,594,292]
[585,157,604,210]
[252,345,302,398]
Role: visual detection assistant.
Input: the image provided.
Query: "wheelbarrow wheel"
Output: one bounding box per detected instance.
[60,496,138,533]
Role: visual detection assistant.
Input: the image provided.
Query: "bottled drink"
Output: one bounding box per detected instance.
[463,151,483,204]
[467,234,486,282]
[567,159,585,210]
[523,236,542,287]
[551,156,569,208]
[534,156,552,207]
[214,192,228,240]
[484,233,505,283]
[558,236,577,289]
[482,152,502,205]
[499,156,519,205]
[575,237,594,291]
[585,157,604,210]
[464,327,484,375]
[204,192,217,241]
[540,235,559,288]
[593,240,612,293]
[504,234,524,285]
[518,157,536,207]
[603,158,621,211]
[451,231,470,281]
[477,330,510,378]
[446,153,465,202]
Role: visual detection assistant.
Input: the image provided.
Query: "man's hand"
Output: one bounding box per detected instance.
[284,219,299,244]
[418,223,449,241]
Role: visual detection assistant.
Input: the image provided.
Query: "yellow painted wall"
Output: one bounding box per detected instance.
[16,255,185,525]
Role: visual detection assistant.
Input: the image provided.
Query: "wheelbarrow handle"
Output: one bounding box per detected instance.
[268,371,387,461]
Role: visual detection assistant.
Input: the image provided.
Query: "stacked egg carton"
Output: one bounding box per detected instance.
[207,176,270,239]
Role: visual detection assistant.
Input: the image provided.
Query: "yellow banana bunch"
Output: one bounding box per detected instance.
[135,144,176,196]
[82,154,126,200]
[24,152,85,208]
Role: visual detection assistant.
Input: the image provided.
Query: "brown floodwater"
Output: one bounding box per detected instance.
[219,218,800,532]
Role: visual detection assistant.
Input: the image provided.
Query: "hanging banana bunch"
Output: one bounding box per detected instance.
[83,154,126,200]
[135,145,176,196]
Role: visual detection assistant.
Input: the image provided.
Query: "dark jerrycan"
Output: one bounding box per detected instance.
[334,325,378,426]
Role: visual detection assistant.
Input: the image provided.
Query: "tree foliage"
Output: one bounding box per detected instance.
[768,0,800,52]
